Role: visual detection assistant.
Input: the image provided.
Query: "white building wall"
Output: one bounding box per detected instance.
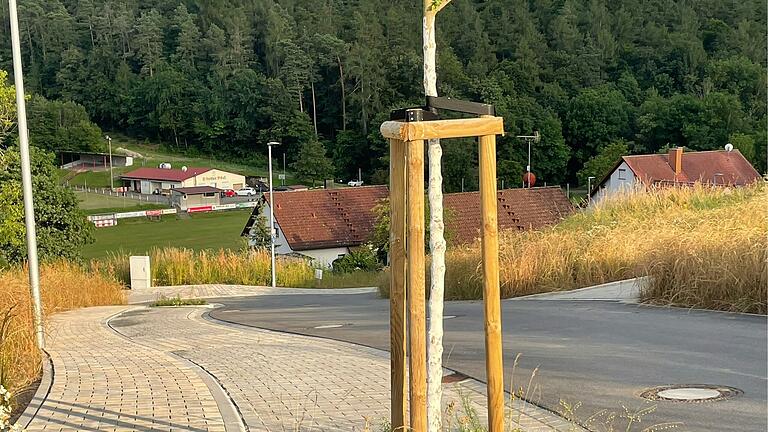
[250,203,350,268]
[183,169,246,190]
[591,161,637,205]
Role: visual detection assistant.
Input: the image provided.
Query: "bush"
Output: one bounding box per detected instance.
[332,245,380,273]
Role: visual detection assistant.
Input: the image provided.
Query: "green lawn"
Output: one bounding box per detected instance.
[75,190,168,212]
[82,209,251,259]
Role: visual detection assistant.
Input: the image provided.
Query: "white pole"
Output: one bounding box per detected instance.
[527,139,531,188]
[107,136,114,191]
[9,0,45,350]
[268,142,278,289]
[588,176,595,205]
[282,153,286,186]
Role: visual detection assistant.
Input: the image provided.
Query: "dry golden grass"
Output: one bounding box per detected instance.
[381,184,767,313]
[0,261,126,393]
[93,248,382,289]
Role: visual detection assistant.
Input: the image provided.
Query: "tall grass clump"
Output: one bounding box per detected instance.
[95,247,383,288]
[380,183,767,313]
[0,262,126,393]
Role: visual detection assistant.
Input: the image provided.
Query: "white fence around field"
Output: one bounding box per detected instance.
[87,201,258,226]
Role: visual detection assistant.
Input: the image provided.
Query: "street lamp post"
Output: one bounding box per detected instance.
[106,135,114,191]
[8,0,45,350]
[267,141,281,289]
[587,176,596,205]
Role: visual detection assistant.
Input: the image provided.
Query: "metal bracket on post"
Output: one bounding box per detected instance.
[390,97,495,122]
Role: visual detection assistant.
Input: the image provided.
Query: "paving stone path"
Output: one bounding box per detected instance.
[18,290,581,431]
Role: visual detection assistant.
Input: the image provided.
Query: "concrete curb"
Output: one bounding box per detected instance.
[512,277,648,302]
[128,284,378,304]
[14,351,53,430]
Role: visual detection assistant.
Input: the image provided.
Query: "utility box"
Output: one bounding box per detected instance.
[129,256,151,290]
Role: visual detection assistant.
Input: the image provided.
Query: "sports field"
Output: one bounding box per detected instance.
[82,209,251,260]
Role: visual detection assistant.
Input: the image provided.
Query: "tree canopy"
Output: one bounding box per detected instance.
[0,0,763,187]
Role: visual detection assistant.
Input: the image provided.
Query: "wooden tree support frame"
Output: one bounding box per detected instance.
[384,116,506,432]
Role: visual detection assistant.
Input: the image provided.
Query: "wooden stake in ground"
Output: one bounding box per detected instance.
[479,131,504,432]
[389,139,408,430]
[407,139,427,432]
[423,0,451,431]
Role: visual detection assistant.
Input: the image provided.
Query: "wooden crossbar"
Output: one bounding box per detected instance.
[380,117,504,142]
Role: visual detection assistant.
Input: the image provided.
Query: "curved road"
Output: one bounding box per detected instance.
[210,293,767,432]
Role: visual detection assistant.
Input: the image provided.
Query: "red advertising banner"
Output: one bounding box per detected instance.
[187,205,213,213]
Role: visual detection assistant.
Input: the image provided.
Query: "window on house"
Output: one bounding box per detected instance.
[618,168,627,180]
[203,192,216,197]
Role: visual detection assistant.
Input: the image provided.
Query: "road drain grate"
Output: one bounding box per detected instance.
[640,384,742,402]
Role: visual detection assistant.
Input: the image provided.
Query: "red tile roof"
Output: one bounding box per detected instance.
[444,187,574,245]
[622,150,760,186]
[121,167,211,182]
[171,186,222,194]
[266,186,388,251]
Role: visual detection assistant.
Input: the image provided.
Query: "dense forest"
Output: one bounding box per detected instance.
[0,0,765,190]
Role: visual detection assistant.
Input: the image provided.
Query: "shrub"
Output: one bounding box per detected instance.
[332,245,380,273]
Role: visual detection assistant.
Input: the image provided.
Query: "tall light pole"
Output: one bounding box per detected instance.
[267,141,280,289]
[9,0,45,350]
[587,176,596,205]
[516,131,540,188]
[282,153,286,186]
[106,135,114,191]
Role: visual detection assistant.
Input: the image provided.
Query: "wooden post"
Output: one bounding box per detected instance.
[389,139,408,430]
[478,133,504,432]
[407,139,427,432]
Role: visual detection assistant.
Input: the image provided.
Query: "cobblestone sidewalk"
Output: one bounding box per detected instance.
[18,304,580,431]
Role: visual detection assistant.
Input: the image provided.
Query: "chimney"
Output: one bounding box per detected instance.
[668,147,683,175]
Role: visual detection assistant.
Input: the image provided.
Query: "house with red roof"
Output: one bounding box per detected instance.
[591,147,761,204]
[444,187,573,245]
[121,166,246,195]
[241,185,572,266]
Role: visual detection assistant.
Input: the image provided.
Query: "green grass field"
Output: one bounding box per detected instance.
[82,209,251,259]
[75,190,168,213]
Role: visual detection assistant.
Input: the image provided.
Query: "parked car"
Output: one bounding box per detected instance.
[348,180,364,187]
[236,187,257,196]
[222,189,236,197]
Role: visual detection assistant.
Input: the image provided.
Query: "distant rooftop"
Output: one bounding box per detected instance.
[121,167,211,182]
[444,187,574,245]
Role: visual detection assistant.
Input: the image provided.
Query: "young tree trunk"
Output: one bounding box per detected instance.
[311,81,318,137]
[424,2,449,431]
[337,56,347,131]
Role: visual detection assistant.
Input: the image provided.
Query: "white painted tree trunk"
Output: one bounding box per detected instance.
[424,9,447,432]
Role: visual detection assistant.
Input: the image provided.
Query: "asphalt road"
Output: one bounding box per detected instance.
[210,293,767,431]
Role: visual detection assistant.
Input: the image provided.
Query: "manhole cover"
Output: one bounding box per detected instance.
[641,385,742,402]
